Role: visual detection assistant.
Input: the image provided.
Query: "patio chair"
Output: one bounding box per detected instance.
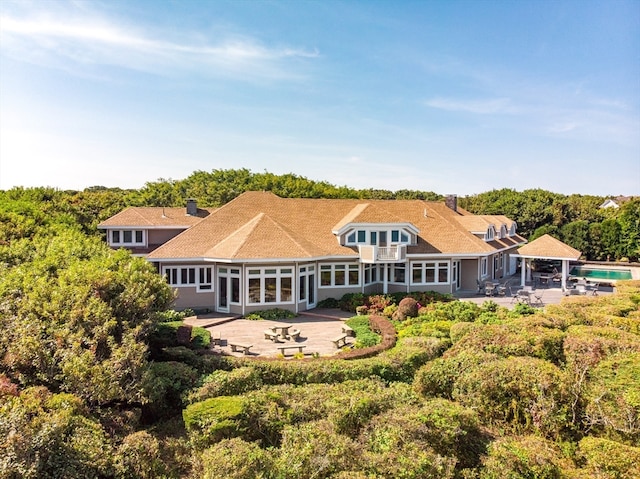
[496,280,511,296]
[485,282,496,296]
[476,280,484,295]
[531,289,544,306]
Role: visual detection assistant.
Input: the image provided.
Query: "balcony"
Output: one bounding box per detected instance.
[358,244,407,263]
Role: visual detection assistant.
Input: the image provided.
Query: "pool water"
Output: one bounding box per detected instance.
[569,267,632,281]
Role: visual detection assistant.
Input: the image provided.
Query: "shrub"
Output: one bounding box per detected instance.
[114,431,166,479]
[480,435,576,479]
[584,352,640,444]
[345,316,381,348]
[413,350,498,399]
[141,361,199,420]
[196,438,273,479]
[453,356,569,437]
[360,406,457,478]
[188,366,264,402]
[274,420,361,479]
[148,321,211,353]
[244,308,296,321]
[392,297,419,321]
[577,436,640,478]
[182,396,245,446]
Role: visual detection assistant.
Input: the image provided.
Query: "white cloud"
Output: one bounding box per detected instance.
[0,9,319,80]
[425,97,514,115]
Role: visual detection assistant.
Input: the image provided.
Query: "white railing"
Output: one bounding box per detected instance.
[358,244,406,263]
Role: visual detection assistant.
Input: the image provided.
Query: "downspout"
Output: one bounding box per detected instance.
[295,262,299,314]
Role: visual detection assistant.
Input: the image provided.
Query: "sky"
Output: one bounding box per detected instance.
[1,0,639,197]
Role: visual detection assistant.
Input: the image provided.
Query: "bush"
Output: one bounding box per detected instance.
[188,366,264,402]
[142,361,199,420]
[392,297,419,321]
[244,308,296,321]
[345,316,381,348]
[480,435,576,479]
[148,321,211,353]
[183,396,246,446]
[274,420,361,479]
[114,431,166,479]
[196,438,273,479]
[584,352,640,444]
[453,356,569,437]
[577,436,640,478]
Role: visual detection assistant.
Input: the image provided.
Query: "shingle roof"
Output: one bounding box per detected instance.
[516,234,581,260]
[146,191,525,261]
[98,207,212,228]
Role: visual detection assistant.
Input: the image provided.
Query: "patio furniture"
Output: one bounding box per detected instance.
[476,280,484,295]
[341,324,355,336]
[531,289,544,306]
[485,281,497,296]
[229,343,253,355]
[513,289,531,304]
[496,280,511,296]
[589,283,599,296]
[264,329,280,341]
[332,334,349,348]
[277,344,307,356]
[287,328,301,341]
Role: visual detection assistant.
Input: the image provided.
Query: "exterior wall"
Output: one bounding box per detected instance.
[460,258,481,291]
[148,229,185,248]
[172,287,215,310]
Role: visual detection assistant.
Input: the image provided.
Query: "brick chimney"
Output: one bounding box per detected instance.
[445,194,457,212]
[186,199,197,216]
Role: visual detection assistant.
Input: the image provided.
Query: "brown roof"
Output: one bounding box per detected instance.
[516,234,581,260]
[146,191,525,261]
[98,207,212,228]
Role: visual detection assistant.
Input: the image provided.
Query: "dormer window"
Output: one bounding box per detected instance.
[500,225,507,239]
[345,227,413,246]
[486,228,495,241]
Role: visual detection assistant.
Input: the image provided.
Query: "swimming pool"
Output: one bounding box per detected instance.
[569,266,632,281]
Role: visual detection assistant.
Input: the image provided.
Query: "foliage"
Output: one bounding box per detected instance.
[345,315,381,348]
[392,296,419,321]
[577,436,640,479]
[244,308,296,321]
[195,438,273,479]
[0,387,113,479]
[479,435,576,479]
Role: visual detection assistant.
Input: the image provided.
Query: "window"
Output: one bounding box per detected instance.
[357,230,366,242]
[391,230,399,242]
[109,229,145,246]
[411,262,449,284]
[481,258,488,277]
[370,231,377,245]
[388,263,406,283]
[163,266,213,292]
[364,264,378,284]
[319,264,360,287]
[486,228,494,241]
[246,267,294,305]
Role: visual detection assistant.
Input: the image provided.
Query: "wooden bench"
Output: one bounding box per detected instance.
[211,331,222,345]
[264,329,280,341]
[341,324,354,337]
[229,343,253,355]
[276,344,307,356]
[332,334,348,348]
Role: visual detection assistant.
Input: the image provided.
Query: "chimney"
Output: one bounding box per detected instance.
[186,199,197,216]
[445,194,457,212]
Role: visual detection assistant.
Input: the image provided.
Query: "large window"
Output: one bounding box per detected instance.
[163,266,213,292]
[110,229,145,246]
[387,263,406,283]
[247,267,294,305]
[319,264,360,287]
[481,258,488,277]
[364,264,379,284]
[411,261,449,284]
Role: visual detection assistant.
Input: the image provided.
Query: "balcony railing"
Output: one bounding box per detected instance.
[358,244,407,263]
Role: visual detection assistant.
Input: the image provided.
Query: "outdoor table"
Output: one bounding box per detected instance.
[271,324,292,339]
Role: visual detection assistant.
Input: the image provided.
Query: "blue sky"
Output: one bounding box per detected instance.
[1,0,638,196]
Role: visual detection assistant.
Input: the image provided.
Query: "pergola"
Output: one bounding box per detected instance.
[513,234,582,291]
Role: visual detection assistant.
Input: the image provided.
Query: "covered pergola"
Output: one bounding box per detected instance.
[513,234,582,291]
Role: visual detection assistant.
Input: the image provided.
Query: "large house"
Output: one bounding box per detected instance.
[98,191,526,315]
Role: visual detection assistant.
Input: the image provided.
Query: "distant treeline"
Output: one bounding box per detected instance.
[1,168,638,261]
